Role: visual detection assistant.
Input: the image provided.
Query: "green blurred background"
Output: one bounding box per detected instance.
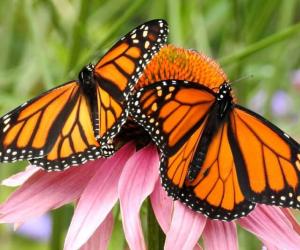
[0,0,300,249]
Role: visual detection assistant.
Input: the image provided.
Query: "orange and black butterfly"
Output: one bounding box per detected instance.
[130,79,300,221]
[0,19,168,171]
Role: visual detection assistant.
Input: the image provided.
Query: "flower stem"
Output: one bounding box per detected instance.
[51,210,63,250]
[50,207,70,250]
[147,199,165,250]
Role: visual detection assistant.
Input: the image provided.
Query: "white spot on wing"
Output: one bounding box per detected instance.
[3,124,10,132]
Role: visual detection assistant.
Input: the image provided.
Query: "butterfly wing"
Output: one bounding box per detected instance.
[162,120,256,221]
[92,19,169,143]
[230,105,300,208]
[0,81,110,171]
[0,81,79,161]
[29,89,114,171]
[130,80,254,220]
[130,80,215,151]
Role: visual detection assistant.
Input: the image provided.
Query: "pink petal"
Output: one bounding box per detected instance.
[64,143,135,250]
[150,180,173,233]
[203,220,238,250]
[239,204,300,250]
[164,201,206,250]
[1,166,41,187]
[80,212,114,250]
[0,159,105,223]
[119,145,160,250]
[150,177,203,250]
[280,208,300,234]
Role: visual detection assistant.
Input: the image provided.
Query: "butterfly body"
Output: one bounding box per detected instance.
[187,83,233,180]
[216,83,233,118]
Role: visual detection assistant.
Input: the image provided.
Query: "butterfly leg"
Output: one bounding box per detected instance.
[99,140,116,157]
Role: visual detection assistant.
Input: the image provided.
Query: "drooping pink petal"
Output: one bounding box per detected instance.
[119,145,160,250]
[203,220,238,250]
[280,208,300,234]
[80,212,114,250]
[64,144,135,250]
[2,166,41,187]
[164,201,206,250]
[150,176,202,250]
[0,159,105,223]
[150,180,173,233]
[239,205,300,250]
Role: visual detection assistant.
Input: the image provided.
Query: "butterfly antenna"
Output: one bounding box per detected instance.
[228,74,254,86]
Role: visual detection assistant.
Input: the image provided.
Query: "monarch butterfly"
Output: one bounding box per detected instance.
[0,19,168,171]
[129,79,300,221]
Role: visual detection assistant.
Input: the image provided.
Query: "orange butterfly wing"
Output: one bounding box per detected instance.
[162,121,255,221]
[130,80,254,220]
[0,81,111,171]
[92,20,168,143]
[230,106,300,208]
[131,80,215,152]
[0,82,79,161]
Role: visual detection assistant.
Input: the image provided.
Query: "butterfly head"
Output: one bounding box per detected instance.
[216,82,233,118]
[79,64,95,86]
